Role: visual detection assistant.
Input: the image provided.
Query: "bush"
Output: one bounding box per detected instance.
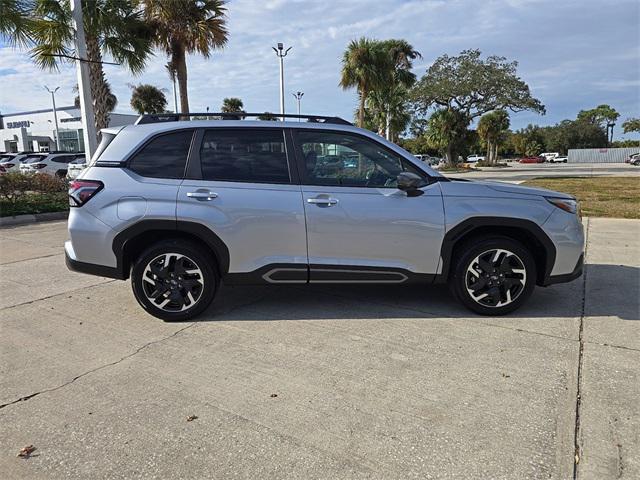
[0,172,68,217]
[476,161,510,168]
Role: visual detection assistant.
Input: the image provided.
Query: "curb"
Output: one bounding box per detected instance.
[0,211,68,227]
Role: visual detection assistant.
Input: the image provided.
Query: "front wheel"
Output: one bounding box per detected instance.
[450,236,537,315]
[131,240,218,321]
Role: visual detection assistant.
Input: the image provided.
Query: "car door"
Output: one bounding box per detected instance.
[292,129,445,283]
[177,127,308,282]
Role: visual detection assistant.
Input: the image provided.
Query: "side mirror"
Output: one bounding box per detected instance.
[397,172,425,197]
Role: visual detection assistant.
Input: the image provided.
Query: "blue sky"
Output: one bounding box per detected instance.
[0,0,638,138]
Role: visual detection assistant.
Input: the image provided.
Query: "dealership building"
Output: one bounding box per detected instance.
[0,106,137,153]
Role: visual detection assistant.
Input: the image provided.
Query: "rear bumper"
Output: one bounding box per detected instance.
[65,241,125,280]
[542,253,583,286]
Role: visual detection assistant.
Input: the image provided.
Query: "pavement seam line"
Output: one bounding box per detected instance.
[573,216,590,479]
[0,279,117,312]
[0,322,197,411]
[0,252,61,266]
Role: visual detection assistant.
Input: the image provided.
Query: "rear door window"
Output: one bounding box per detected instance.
[129,130,194,179]
[199,129,290,184]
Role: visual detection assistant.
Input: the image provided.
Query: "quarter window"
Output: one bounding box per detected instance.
[295,131,423,187]
[129,130,193,179]
[200,129,289,184]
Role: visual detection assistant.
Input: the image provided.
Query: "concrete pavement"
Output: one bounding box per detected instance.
[0,218,638,479]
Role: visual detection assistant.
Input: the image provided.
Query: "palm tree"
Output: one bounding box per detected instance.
[144,0,229,115]
[340,37,386,128]
[363,39,420,139]
[28,0,153,137]
[0,0,35,47]
[426,109,469,165]
[477,110,510,164]
[74,83,117,113]
[129,84,168,114]
[221,97,243,113]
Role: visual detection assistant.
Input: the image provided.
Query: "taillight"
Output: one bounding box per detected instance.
[69,180,103,207]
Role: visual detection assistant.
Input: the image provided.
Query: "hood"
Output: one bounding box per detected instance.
[468,180,575,199]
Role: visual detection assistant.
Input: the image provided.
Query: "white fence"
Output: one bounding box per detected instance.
[567,147,637,163]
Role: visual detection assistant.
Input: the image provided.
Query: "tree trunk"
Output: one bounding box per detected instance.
[358,88,367,128]
[172,43,189,115]
[493,143,499,164]
[85,34,110,141]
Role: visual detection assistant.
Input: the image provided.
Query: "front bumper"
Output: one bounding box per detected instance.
[542,253,583,286]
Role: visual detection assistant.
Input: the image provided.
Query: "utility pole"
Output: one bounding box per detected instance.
[45,86,61,150]
[292,91,303,120]
[70,0,97,159]
[272,43,292,120]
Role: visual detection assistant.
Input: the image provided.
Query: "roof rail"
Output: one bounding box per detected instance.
[134,112,352,126]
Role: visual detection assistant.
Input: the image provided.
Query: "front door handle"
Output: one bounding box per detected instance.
[187,190,218,201]
[307,197,338,206]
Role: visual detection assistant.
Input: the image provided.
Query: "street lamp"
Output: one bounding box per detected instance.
[272,42,292,119]
[292,91,304,120]
[45,86,61,150]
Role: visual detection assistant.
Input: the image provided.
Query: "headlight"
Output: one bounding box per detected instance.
[546,197,579,215]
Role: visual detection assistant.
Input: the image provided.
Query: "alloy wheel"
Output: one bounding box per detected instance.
[141,253,204,312]
[465,248,527,308]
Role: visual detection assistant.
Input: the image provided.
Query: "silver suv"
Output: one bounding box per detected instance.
[65,114,584,321]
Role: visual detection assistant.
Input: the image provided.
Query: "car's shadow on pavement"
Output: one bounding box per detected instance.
[196,263,639,322]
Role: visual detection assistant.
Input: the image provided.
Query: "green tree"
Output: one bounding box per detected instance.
[340,37,387,128]
[0,0,34,47]
[477,110,510,164]
[410,50,544,165]
[367,39,421,139]
[257,112,277,121]
[577,104,620,128]
[622,118,640,134]
[144,0,229,115]
[511,124,546,156]
[129,84,167,114]
[29,0,153,137]
[221,97,245,119]
[425,109,470,164]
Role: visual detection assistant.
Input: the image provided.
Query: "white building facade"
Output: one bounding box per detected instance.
[0,106,137,153]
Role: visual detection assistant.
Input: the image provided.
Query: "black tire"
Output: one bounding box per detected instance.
[449,236,536,316]
[131,239,218,321]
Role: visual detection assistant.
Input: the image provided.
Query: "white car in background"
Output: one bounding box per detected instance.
[547,155,568,163]
[66,155,88,180]
[1,152,47,172]
[466,154,485,163]
[540,152,560,162]
[19,152,84,177]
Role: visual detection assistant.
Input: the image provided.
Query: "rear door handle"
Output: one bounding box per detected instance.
[307,197,338,206]
[187,191,218,201]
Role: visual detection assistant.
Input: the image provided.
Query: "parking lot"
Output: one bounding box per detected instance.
[446,161,640,182]
[0,218,638,479]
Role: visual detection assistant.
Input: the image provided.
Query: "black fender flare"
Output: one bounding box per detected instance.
[112,219,230,278]
[437,217,556,284]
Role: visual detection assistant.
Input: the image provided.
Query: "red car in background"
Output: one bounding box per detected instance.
[519,156,545,164]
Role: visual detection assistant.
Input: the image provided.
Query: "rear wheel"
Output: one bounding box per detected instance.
[131,240,218,321]
[450,236,536,315]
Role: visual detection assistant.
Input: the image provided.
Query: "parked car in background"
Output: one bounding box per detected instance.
[66,155,88,180]
[540,152,560,162]
[624,153,639,164]
[519,156,545,164]
[1,152,47,172]
[630,156,640,166]
[19,152,84,177]
[548,156,568,163]
[466,154,485,163]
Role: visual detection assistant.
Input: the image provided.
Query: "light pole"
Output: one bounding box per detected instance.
[272,43,292,119]
[292,91,303,120]
[70,0,97,159]
[45,86,61,150]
